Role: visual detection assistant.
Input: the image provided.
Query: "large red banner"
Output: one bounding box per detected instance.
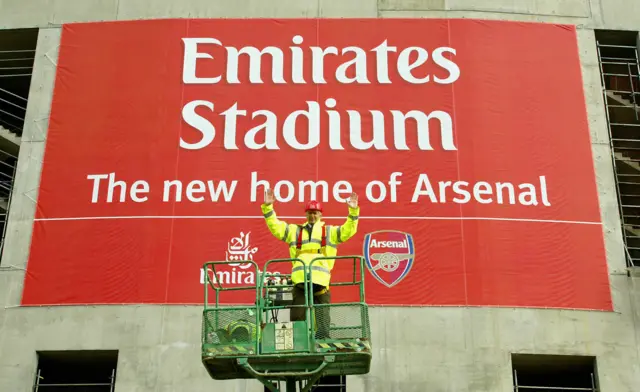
[21,19,612,310]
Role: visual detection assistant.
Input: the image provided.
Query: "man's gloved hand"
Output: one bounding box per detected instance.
[347,192,358,208]
[264,188,275,205]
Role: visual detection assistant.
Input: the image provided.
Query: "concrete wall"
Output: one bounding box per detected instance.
[0,0,639,391]
[0,0,639,29]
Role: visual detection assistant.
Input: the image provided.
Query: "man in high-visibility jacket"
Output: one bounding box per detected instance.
[261,188,360,339]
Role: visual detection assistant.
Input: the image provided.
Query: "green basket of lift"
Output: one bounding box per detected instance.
[201,256,372,381]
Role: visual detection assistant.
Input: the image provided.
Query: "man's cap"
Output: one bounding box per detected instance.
[305,200,323,212]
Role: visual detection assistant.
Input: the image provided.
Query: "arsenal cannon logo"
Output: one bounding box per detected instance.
[363,230,415,288]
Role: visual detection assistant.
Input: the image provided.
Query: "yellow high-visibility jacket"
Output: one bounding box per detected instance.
[261,203,360,287]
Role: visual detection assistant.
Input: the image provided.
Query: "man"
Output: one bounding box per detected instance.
[261,188,360,339]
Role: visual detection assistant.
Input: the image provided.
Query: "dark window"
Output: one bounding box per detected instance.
[33,350,118,391]
[511,353,599,391]
[310,375,346,391]
[264,375,347,392]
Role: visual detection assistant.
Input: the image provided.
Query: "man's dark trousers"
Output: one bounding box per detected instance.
[290,283,331,339]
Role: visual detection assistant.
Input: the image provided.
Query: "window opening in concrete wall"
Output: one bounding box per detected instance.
[309,375,347,391]
[33,350,118,391]
[0,27,38,261]
[595,29,640,268]
[264,375,347,391]
[511,353,599,391]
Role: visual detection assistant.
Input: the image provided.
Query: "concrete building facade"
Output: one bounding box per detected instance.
[0,0,639,391]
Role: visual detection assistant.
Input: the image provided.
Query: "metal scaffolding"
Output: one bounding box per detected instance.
[596,35,640,268]
[0,148,16,257]
[0,48,33,135]
[0,29,37,260]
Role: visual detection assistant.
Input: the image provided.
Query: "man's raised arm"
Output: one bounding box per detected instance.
[261,189,292,242]
[332,193,360,245]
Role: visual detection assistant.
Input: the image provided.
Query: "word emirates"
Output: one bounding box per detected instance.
[179,36,460,152]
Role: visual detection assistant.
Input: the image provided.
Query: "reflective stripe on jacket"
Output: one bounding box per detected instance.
[261,203,360,287]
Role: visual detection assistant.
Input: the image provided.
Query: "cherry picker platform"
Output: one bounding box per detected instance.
[201,256,372,392]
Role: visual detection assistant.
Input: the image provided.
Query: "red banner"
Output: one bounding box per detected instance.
[21,19,612,310]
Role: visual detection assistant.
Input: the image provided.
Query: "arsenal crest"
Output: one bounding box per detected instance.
[363,230,415,288]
